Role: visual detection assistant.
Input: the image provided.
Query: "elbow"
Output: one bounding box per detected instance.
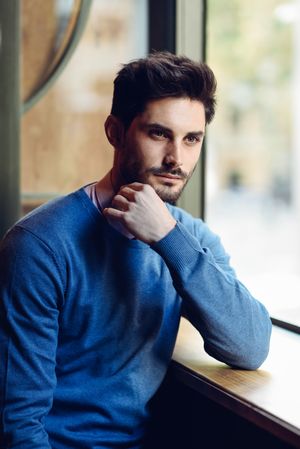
[234,324,272,370]
[230,312,273,370]
[205,318,272,370]
[230,344,270,370]
[205,341,269,370]
[244,315,272,370]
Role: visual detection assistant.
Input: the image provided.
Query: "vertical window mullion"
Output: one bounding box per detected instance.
[0,1,21,238]
[148,0,176,53]
[176,0,207,218]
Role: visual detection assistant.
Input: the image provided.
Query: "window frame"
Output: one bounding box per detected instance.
[0,1,21,239]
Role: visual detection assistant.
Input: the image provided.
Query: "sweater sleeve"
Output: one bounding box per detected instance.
[152,221,272,370]
[0,227,64,448]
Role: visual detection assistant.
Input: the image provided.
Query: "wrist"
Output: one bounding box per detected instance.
[151,217,177,244]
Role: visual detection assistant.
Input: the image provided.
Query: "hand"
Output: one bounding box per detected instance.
[103,183,176,244]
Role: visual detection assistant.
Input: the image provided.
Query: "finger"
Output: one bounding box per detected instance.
[118,186,137,201]
[122,182,145,191]
[126,183,156,196]
[103,207,124,219]
[111,194,129,211]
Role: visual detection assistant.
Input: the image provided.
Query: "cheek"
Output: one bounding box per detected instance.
[120,139,154,175]
[184,148,201,170]
[137,141,165,166]
[121,138,142,165]
[125,135,147,158]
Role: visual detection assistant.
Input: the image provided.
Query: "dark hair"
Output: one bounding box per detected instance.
[111,51,217,129]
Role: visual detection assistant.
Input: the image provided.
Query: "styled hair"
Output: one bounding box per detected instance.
[111,51,217,129]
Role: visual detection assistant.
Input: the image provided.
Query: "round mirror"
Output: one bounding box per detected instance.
[21,0,92,112]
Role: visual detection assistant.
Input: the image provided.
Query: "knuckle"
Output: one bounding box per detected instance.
[122,213,132,225]
[131,191,137,201]
[144,184,153,193]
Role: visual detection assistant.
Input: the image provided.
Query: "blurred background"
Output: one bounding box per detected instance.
[1,0,300,326]
[207,0,300,325]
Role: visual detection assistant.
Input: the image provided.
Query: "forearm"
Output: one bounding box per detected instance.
[152,222,272,369]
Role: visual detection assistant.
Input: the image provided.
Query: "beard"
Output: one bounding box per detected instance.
[145,165,195,204]
[118,154,195,204]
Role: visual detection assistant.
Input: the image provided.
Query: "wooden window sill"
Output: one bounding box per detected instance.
[171,318,300,448]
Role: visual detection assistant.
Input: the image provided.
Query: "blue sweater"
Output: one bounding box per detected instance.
[0,187,271,448]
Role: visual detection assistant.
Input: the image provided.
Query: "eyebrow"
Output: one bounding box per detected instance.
[143,122,205,137]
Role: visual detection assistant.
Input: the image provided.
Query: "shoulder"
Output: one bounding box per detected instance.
[1,188,96,256]
[17,188,87,229]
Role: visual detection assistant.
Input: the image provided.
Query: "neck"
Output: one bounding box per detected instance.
[95,170,116,209]
[95,169,135,239]
[110,164,131,192]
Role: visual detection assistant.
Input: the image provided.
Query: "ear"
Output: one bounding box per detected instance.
[104,115,125,150]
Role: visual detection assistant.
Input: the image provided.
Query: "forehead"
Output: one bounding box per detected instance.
[136,97,206,132]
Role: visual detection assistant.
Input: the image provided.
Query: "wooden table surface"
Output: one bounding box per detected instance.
[172,318,300,447]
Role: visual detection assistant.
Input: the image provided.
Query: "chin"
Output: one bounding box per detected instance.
[143,174,187,204]
[154,186,183,205]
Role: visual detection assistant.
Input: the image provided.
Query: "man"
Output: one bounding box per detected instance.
[0,52,272,449]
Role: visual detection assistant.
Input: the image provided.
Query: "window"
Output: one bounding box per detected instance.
[206,0,300,329]
[21,0,147,214]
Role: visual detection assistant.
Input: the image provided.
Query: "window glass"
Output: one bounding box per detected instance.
[206,0,300,325]
[21,0,147,214]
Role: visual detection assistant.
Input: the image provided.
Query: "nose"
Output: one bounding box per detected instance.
[163,140,182,167]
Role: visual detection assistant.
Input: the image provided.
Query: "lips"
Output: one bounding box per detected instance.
[155,173,182,180]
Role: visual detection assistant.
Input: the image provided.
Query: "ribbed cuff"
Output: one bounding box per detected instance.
[151,221,205,274]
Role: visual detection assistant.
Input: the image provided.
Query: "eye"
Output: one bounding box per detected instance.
[149,128,168,140]
[186,136,199,143]
[185,134,201,145]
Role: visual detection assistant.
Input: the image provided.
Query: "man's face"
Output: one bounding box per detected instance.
[115,97,206,204]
